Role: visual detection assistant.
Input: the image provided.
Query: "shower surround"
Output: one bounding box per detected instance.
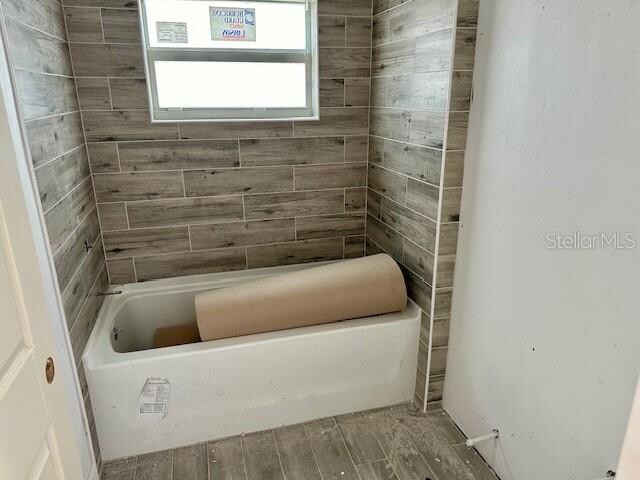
[0,7,477,474]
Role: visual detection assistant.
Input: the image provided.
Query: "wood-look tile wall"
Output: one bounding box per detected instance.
[367,0,478,409]
[64,0,373,284]
[0,0,104,467]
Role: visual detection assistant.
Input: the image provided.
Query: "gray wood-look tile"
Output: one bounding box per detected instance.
[335,413,386,465]
[76,77,111,110]
[134,248,246,282]
[296,213,365,240]
[443,151,465,188]
[62,243,104,330]
[304,417,360,480]
[101,8,140,43]
[446,112,469,150]
[370,108,411,142]
[69,267,107,363]
[402,239,435,285]
[2,0,55,35]
[88,143,119,173]
[366,214,403,260]
[453,445,499,480]
[109,78,148,109]
[247,238,343,268]
[429,345,448,376]
[406,178,439,221]
[127,196,243,229]
[371,38,415,77]
[173,443,208,480]
[240,137,344,167]
[457,0,479,27]
[408,111,444,149]
[244,190,344,220]
[367,189,382,218]
[450,71,473,111]
[64,6,102,43]
[69,43,144,77]
[242,431,284,480]
[453,28,476,70]
[207,437,247,480]
[367,164,407,204]
[423,316,450,348]
[103,407,496,480]
[44,177,95,252]
[415,28,453,73]
[373,0,408,16]
[179,121,293,140]
[344,235,365,258]
[372,12,390,46]
[389,0,453,43]
[320,48,371,78]
[83,110,178,142]
[25,112,84,168]
[345,136,369,163]
[319,16,346,47]
[345,78,370,106]
[346,17,372,47]
[15,70,78,120]
[438,222,459,255]
[273,424,322,480]
[417,338,428,373]
[320,78,346,107]
[441,187,462,222]
[380,197,437,252]
[93,171,184,202]
[184,167,293,197]
[119,139,238,171]
[365,408,436,480]
[402,263,433,313]
[391,405,474,480]
[190,219,295,250]
[295,162,366,191]
[294,107,369,137]
[97,203,128,231]
[5,18,72,75]
[53,209,100,292]
[103,226,189,259]
[103,468,135,480]
[356,460,399,480]
[35,146,90,212]
[375,138,443,186]
[345,187,366,212]
[319,0,372,17]
[101,457,137,478]
[50,1,67,41]
[135,449,173,480]
[106,257,136,284]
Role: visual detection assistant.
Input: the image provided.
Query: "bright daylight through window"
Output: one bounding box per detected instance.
[138,0,319,122]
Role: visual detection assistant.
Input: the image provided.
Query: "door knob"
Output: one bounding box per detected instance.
[45,357,55,384]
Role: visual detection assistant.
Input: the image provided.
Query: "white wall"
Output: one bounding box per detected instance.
[443,2,640,480]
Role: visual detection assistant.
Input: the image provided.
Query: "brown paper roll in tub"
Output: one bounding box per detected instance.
[195,254,407,341]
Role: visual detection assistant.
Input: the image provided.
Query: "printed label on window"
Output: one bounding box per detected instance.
[210,7,256,41]
[139,377,170,415]
[157,21,188,43]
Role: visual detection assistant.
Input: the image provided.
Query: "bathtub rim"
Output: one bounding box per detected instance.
[84,261,420,370]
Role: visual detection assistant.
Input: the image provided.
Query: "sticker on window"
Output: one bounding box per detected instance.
[210,7,256,41]
[157,21,188,43]
[139,377,170,415]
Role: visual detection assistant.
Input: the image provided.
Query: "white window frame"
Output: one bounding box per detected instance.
[138,0,319,123]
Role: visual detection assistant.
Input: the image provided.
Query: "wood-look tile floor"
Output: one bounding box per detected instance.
[101,403,498,480]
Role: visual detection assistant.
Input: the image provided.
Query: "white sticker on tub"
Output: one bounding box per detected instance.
[139,378,170,415]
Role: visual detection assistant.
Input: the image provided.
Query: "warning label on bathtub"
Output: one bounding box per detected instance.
[139,377,170,415]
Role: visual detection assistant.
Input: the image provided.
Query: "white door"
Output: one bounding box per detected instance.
[0,35,90,480]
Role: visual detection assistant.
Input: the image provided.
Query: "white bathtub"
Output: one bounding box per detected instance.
[83,262,420,461]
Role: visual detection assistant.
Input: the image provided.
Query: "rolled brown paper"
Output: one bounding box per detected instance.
[195,254,407,341]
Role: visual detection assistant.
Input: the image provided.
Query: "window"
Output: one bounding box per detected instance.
[138,0,319,122]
